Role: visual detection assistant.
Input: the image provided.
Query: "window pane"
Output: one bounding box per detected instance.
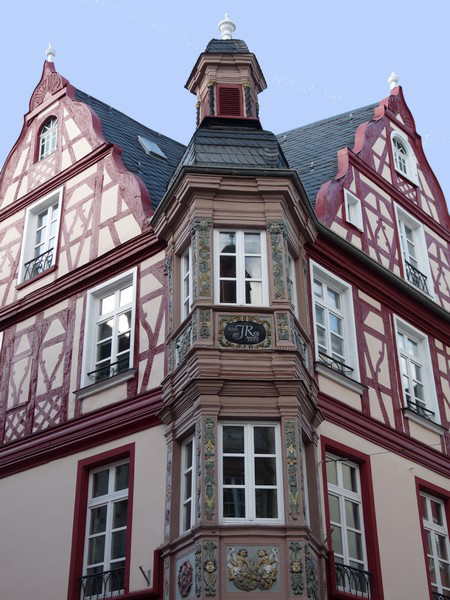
[118,312,131,333]
[183,501,192,531]
[90,506,107,534]
[254,427,275,454]
[109,564,125,592]
[345,500,361,530]
[331,334,344,356]
[347,530,363,561]
[244,256,262,279]
[220,255,236,277]
[120,285,133,307]
[85,566,104,596]
[223,488,245,518]
[223,426,244,453]
[329,314,342,335]
[436,534,449,561]
[316,325,326,348]
[244,233,261,254]
[327,288,341,309]
[397,332,405,350]
[428,557,437,584]
[431,500,443,526]
[342,463,358,493]
[440,561,450,588]
[185,441,193,469]
[331,525,343,555]
[220,232,236,253]
[315,304,325,325]
[111,530,126,559]
[220,280,236,303]
[407,337,418,357]
[37,211,48,228]
[254,457,276,485]
[326,458,338,486]
[421,495,428,520]
[245,281,262,304]
[328,494,341,523]
[113,500,128,529]
[115,464,129,491]
[184,472,192,500]
[100,294,115,315]
[93,470,109,497]
[35,227,47,245]
[223,457,245,485]
[98,320,113,341]
[97,341,112,362]
[255,489,278,518]
[88,535,105,565]
[314,279,323,299]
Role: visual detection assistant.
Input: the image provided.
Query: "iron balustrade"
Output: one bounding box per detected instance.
[433,592,450,600]
[79,567,125,599]
[335,563,373,598]
[22,248,54,282]
[318,351,354,376]
[405,261,428,294]
[406,400,435,422]
[87,358,130,383]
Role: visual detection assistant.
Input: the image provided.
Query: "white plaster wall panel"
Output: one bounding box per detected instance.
[7,355,32,410]
[363,311,384,332]
[140,250,165,270]
[12,148,29,179]
[146,351,165,390]
[317,375,361,411]
[364,333,390,389]
[68,295,84,419]
[381,165,392,182]
[2,180,18,207]
[65,183,93,208]
[64,117,81,140]
[81,382,128,414]
[100,184,119,222]
[360,174,391,201]
[157,315,165,347]
[43,299,69,319]
[408,420,442,449]
[115,213,142,245]
[98,226,115,254]
[141,296,162,339]
[66,165,97,188]
[330,221,347,240]
[372,137,385,157]
[61,149,72,171]
[358,291,381,310]
[36,342,64,396]
[0,428,166,600]
[373,155,380,171]
[71,138,92,161]
[17,175,28,199]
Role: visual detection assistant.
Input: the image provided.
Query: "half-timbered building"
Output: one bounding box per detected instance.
[0,16,448,600]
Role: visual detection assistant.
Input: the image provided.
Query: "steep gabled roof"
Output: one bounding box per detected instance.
[277,103,378,205]
[75,89,186,210]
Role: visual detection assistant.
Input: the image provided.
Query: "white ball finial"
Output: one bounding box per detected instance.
[46,43,56,62]
[218,13,236,40]
[388,71,399,91]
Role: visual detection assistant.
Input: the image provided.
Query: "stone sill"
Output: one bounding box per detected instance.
[403,408,448,436]
[74,369,137,400]
[315,362,366,395]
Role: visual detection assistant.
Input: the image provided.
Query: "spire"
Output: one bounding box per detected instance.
[388,71,399,91]
[46,43,56,62]
[218,13,236,40]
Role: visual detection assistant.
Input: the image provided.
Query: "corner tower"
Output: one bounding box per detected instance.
[152,17,326,600]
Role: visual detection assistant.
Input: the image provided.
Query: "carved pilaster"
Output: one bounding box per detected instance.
[267,220,288,301]
[196,418,202,522]
[199,308,212,339]
[203,417,216,521]
[305,544,319,600]
[276,312,289,342]
[163,255,173,335]
[196,101,201,128]
[284,419,300,521]
[207,80,216,116]
[203,541,218,597]
[242,81,252,117]
[195,543,202,597]
[289,542,305,595]
[163,557,170,600]
[191,218,212,299]
[164,441,173,542]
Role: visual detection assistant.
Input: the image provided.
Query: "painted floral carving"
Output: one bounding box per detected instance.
[196,419,202,521]
[177,560,193,598]
[191,218,212,297]
[267,220,287,300]
[276,312,289,341]
[285,420,300,520]
[195,544,202,597]
[175,321,193,366]
[204,418,215,520]
[164,256,173,334]
[30,73,64,109]
[199,308,211,339]
[203,541,217,596]
[164,442,173,542]
[227,547,279,592]
[289,542,304,595]
[305,543,319,600]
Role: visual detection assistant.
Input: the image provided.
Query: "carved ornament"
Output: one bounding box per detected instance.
[227,547,279,592]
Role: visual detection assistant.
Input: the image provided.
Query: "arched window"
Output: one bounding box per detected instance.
[392,136,408,175]
[390,131,418,184]
[38,117,57,160]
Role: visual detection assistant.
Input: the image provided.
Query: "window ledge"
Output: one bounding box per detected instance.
[16,265,57,290]
[315,362,367,395]
[394,166,419,187]
[403,408,448,435]
[74,369,137,400]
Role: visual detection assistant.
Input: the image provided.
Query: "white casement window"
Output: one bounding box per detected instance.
[82,269,137,387]
[219,423,283,524]
[390,130,418,185]
[311,262,359,380]
[180,436,196,533]
[394,316,439,424]
[326,454,369,594]
[19,187,63,283]
[214,230,268,306]
[39,116,58,160]
[82,461,129,598]
[181,246,193,320]
[344,190,363,231]
[395,205,433,298]
[288,253,298,317]
[420,493,450,597]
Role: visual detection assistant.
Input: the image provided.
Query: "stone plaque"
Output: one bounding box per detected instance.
[219,316,271,349]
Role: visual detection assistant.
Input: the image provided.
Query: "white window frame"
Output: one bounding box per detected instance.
[81,269,137,389]
[181,245,193,320]
[288,253,299,317]
[310,261,360,382]
[344,190,363,231]
[180,435,196,534]
[394,204,434,299]
[218,422,284,525]
[326,454,369,574]
[82,460,129,597]
[39,116,58,160]
[214,229,268,306]
[390,129,419,185]
[394,316,440,424]
[18,186,63,283]
[420,492,450,597]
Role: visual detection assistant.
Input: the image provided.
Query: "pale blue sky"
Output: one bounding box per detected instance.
[1,1,449,206]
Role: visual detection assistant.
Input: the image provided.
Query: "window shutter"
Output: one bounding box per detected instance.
[217,87,242,117]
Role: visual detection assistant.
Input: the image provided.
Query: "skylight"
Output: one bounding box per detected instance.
[138,135,167,159]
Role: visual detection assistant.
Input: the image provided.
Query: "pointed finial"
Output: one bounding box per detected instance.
[46,43,56,62]
[388,71,399,91]
[218,13,236,40]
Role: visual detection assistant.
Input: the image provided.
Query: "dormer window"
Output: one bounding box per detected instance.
[39,117,58,160]
[217,85,243,117]
[390,131,418,185]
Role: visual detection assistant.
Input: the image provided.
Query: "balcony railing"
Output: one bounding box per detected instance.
[405,261,428,294]
[22,248,54,282]
[406,400,435,422]
[318,351,354,376]
[433,592,450,600]
[87,359,129,383]
[79,568,125,599]
[335,563,373,598]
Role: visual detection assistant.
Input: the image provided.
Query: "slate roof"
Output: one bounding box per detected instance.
[75,89,186,210]
[278,103,378,205]
[204,39,250,54]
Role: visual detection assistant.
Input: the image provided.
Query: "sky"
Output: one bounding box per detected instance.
[1,0,449,206]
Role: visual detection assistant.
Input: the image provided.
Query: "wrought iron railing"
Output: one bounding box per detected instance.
[318,351,354,375]
[406,400,435,422]
[405,261,428,294]
[335,563,373,598]
[79,568,125,599]
[22,248,53,282]
[433,592,450,600]
[87,359,129,383]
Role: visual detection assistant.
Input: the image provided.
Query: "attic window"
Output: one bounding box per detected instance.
[137,136,167,159]
[217,86,242,117]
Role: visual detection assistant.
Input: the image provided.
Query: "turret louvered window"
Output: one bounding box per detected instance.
[217,86,242,117]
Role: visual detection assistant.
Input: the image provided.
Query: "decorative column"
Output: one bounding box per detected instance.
[207,80,216,116]
[191,218,213,301]
[203,416,217,523]
[267,220,288,301]
[242,80,253,117]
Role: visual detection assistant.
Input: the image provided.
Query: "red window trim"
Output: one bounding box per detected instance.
[321,437,384,600]
[216,83,244,118]
[415,477,450,600]
[67,444,136,600]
